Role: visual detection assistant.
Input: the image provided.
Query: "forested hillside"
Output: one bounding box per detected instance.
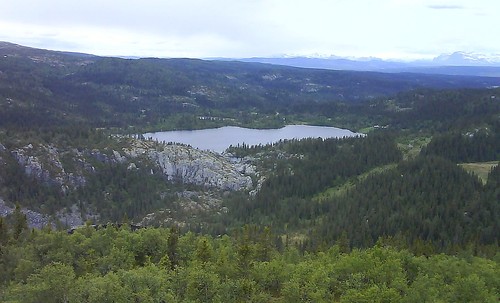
[222,137,499,255]
[0,42,499,302]
[1,42,499,131]
[317,156,499,250]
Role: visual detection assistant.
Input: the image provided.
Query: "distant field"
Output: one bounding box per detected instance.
[397,136,431,160]
[459,161,499,184]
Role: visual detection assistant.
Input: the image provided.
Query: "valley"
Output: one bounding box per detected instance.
[0,42,498,302]
[1,42,498,244]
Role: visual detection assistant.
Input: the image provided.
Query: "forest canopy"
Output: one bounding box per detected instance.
[0,224,498,303]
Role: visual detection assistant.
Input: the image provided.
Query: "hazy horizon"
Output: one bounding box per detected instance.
[1,0,499,60]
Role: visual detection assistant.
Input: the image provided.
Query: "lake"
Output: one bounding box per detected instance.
[144,125,362,153]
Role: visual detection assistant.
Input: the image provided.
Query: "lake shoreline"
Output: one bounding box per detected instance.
[144,125,362,154]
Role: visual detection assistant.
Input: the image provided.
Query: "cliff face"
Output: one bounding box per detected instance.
[11,144,88,192]
[0,198,53,229]
[4,138,254,193]
[0,138,255,227]
[123,140,253,191]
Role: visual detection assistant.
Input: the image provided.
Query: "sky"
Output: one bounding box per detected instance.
[0,0,499,60]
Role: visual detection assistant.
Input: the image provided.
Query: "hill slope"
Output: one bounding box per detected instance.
[1,42,499,130]
[0,42,498,254]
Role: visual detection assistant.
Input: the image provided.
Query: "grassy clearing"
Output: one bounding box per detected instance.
[459,161,499,184]
[397,136,431,160]
[314,163,397,202]
[358,126,376,134]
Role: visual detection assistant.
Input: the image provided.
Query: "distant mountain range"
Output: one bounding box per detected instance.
[217,52,500,77]
[432,51,500,66]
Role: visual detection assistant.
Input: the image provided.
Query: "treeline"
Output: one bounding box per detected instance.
[365,87,500,132]
[421,128,500,163]
[67,161,182,221]
[0,224,498,302]
[3,43,500,132]
[222,133,499,254]
[226,133,402,228]
[313,156,499,252]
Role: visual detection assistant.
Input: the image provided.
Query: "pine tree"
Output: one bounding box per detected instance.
[0,217,9,245]
[13,203,28,240]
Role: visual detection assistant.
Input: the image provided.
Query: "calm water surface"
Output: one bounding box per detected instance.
[144,125,361,153]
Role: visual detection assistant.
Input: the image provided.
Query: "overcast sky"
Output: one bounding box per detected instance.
[1,0,498,59]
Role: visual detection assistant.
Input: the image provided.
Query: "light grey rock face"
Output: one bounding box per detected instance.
[56,204,99,228]
[123,140,254,191]
[0,198,53,229]
[56,204,84,227]
[1,138,256,229]
[228,155,257,175]
[11,144,87,191]
[0,197,11,217]
[0,198,97,229]
[21,208,53,229]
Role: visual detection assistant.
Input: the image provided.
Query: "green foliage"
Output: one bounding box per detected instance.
[0,226,498,302]
[1,45,500,302]
[9,262,75,303]
[422,128,500,163]
[368,88,500,132]
[225,132,402,229]
[68,160,178,221]
[12,204,28,240]
[2,43,499,132]
[222,133,498,254]
[221,130,498,254]
[315,155,499,250]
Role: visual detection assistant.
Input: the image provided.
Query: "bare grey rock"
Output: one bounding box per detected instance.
[0,197,12,217]
[124,140,253,191]
[11,144,87,191]
[0,198,53,229]
[1,137,256,228]
[56,204,99,228]
[22,208,53,229]
[113,150,127,163]
[229,155,257,175]
[56,204,84,227]
[88,149,111,163]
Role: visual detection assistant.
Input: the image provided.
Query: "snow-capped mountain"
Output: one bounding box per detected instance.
[220,51,500,77]
[433,51,500,66]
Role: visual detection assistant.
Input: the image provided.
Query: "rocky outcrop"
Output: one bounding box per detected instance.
[0,198,54,229]
[0,198,100,229]
[56,204,100,228]
[11,144,87,192]
[6,138,255,194]
[123,140,254,191]
[138,190,226,227]
[0,197,11,217]
[1,137,256,229]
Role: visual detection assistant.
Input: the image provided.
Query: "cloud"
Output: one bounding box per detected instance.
[427,4,465,9]
[1,0,499,59]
